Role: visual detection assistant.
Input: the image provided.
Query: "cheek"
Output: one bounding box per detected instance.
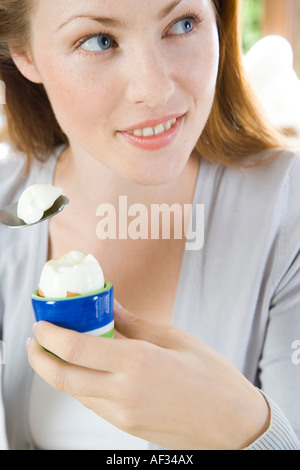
[188,38,219,102]
[36,55,119,139]
[176,45,219,136]
[168,29,219,110]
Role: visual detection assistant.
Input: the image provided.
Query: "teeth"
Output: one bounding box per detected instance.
[143,127,154,137]
[154,124,165,136]
[129,118,177,137]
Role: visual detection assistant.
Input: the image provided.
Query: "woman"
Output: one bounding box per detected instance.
[0,0,299,450]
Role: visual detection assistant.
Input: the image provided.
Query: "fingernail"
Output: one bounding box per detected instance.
[26,338,32,351]
[32,322,38,333]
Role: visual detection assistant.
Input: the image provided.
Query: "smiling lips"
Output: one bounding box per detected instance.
[119,115,183,150]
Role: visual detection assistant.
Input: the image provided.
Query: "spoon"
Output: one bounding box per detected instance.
[0,195,69,228]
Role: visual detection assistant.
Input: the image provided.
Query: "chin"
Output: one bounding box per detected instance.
[112,142,193,187]
[120,159,188,187]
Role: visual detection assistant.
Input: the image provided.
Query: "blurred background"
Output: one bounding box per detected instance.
[241,0,300,142]
[242,0,299,74]
[0,0,299,450]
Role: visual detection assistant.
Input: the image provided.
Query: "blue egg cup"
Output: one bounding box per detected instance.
[32,281,114,337]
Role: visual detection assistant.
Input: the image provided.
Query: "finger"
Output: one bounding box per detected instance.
[114,299,188,349]
[27,337,116,398]
[33,321,137,373]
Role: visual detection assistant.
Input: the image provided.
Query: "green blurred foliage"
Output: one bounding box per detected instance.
[241,0,263,54]
[241,0,300,74]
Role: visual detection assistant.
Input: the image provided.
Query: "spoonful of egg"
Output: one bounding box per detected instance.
[0,183,69,228]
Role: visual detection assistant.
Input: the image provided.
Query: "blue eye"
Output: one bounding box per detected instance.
[168,17,195,35]
[80,34,113,52]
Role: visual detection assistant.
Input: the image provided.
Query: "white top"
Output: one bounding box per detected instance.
[0,143,300,450]
[29,373,149,450]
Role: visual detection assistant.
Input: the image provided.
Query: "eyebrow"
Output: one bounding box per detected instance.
[56,0,183,32]
[56,15,124,32]
[157,0,183,21]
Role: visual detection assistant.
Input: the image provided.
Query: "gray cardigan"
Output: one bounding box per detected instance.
[0,142,299,450]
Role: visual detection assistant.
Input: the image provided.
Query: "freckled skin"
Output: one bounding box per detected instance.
[16,0,219,186]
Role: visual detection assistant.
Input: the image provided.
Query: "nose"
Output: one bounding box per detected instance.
[124,45,175,108]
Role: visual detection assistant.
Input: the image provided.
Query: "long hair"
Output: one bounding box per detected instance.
[0,0,67,165]
[0,0,286,168]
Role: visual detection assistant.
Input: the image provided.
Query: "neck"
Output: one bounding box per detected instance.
[55,144,200,211]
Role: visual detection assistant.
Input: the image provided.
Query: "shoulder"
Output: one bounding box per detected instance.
[0,143,65,206]
[201,147,300,217]
[0,142,28,207]
[206,147,300,213]
[241,148,300,222]
[0,141,26,177]
[246,147,300,186]
[235,147,300,281]
[226,147,300,194]
[200,147,300,280]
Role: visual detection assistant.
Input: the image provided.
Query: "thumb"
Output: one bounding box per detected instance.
[113,299,182,349]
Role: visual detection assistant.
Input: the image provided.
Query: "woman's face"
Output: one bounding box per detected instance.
[25,0,219,185]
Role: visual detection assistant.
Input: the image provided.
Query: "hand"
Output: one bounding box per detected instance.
[27,300,270,450]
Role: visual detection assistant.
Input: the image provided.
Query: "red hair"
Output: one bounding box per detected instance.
[0,0,286,168]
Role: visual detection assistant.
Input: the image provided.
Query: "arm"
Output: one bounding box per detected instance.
[246,254,300,450]
[246,156,300,450]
